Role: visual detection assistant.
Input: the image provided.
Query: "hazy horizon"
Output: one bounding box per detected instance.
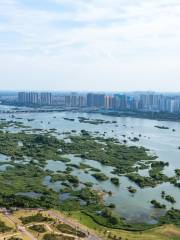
[1,90,180,95]
[0,0,180,92]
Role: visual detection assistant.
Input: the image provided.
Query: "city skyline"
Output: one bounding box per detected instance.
[0,0,180,91]
[0,91,179,113]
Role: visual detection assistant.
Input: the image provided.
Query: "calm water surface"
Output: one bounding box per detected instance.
[0,106,180,223]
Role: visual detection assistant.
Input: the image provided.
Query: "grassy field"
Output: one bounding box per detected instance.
[0,209,180,240]
[70,211,180,240]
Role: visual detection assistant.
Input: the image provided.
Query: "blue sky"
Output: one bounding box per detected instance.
[0,0,180,91]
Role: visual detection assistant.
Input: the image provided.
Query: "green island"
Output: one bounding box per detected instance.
[110,177,120,186]
[78,117,117,125]
[126,160,178,188]
[63,118,75,122]
[102,110,180,122]
[151,200,166,209]
[91,172,109,181]
[161,192,176,204]
[127,186,137,194]
[154,126,169,130]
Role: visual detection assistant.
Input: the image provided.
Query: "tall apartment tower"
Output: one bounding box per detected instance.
[87,93,105,108]
[29,92,39,104]
[40,92,52,105]
[18,92,27,104]
[18,92,38,104]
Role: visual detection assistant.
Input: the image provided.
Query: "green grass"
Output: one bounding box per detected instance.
[0,220,12,233]
[20,213,53,224]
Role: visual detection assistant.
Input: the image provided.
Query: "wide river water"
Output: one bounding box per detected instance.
[0,105,180,224]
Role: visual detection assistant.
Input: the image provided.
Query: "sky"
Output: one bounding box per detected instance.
[0,0,180,92]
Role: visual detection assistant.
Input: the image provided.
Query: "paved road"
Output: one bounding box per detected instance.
[18,226,37,240]
[3,213,37,240]
[47,211,102,240]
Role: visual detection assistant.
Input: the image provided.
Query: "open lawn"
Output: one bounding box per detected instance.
[70,211,180,240]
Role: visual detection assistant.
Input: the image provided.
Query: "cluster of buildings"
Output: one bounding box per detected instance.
[18,92,52,105]
[17,92,180,113]
[87,93,180,113]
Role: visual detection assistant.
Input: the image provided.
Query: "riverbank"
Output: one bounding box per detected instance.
[1,103,180,123]
[101,111,180,122]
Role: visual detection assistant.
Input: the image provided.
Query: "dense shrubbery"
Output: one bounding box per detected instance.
[175,169,180,177]
[126,173,156,187]
[161,191,176,203]
[151,200,166,209]
[43,234,75,240]
[0,220,11,233]
[29,224,46,233]
[91,172,109,181]
[160,209,180,226]
[57,224,86,238]
[20,213,53,224]
[110,177,120,185]
[8,238,22,240]
[127,186,137,194]
[62,134,155,174]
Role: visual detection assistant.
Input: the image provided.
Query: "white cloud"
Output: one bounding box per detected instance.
[0,0,179,91]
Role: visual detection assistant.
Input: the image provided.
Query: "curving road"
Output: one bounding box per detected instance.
[47,211,102,240]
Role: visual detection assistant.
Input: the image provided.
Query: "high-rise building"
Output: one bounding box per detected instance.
[78,96,86,107]
[70,93,78,107]
[65,96,71,107]
[18,92,27,104]
[105,96,114,109]
[114,94,127,110]
[18,92,38,104]
[52,95,65,106]
[40,92,52,105]
[87,93,94,107]
[65,93,85,107]
[29,92,39,104]
[87,93,105,108]
[94,94,105,108]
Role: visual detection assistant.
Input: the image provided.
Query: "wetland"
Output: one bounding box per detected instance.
[0,105,179,230]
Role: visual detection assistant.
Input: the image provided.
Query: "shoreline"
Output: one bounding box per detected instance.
[1,103,180,123]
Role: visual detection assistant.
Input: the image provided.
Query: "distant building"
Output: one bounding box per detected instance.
[70,93,78,107]
[40,92,52,105]
[78,95,86,107]
[18,92,38,105]
[18,92,51,105]
[18,92,27,104]
[87,93,105,108]
[114,94,127,110]
[87,93,94,107]
[65,95,71,107]
[65,94,86,108]
[104,95,114,109]
[17,91,180,113]
[52,95,65,106]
